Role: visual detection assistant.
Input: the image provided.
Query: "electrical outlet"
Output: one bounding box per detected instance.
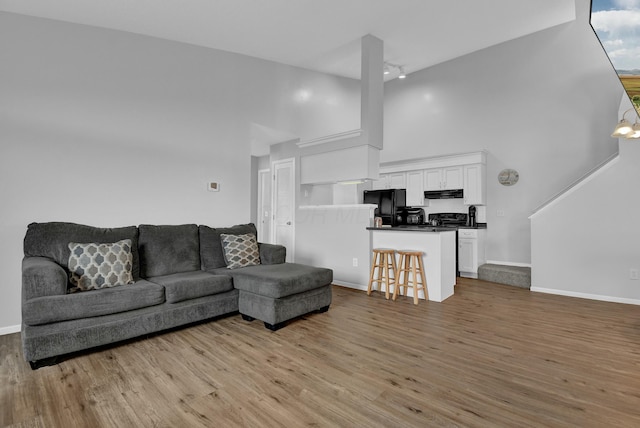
[496,210,505,217]
[352,258,358,267]
[630,269,639,280]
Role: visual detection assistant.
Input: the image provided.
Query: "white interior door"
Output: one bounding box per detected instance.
[272,158,295,262]
[257,169,272,243]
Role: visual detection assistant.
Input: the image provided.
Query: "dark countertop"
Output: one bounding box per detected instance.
[367,223,487,233]
[367,226,457,233]
[457,224,487,230]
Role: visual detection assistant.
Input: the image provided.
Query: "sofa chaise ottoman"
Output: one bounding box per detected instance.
[200,224,333,330]
[211,263,333,330]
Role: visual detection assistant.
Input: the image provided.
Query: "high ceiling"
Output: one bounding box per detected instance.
[0,0,576,80]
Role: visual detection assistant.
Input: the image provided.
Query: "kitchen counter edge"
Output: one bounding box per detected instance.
[366,226,457,233]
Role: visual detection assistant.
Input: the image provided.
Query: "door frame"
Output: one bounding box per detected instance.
[271,158,296,262]
[257,168,272,243]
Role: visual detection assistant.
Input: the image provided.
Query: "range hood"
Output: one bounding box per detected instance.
[424,189,464,199]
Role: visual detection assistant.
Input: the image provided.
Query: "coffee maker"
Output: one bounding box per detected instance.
[468,205,477,227]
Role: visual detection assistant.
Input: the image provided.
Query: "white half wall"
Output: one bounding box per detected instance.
[296,205,375,288]
[531,135,640,304]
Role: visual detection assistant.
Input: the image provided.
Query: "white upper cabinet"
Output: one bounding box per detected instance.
[376,151,487,206]
[370,174,389,190]
[463,164,486,205]
[388,172,406,189]
[424,169,442,191]
[371,172,407,190]
[424,166,462,190]
[372,172,407,190]
[442,166,463,189]
[406,170,425,206]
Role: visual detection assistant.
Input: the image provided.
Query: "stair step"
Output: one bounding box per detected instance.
[478,264,531,289]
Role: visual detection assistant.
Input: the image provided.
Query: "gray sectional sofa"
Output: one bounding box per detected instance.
[21,222,332,368]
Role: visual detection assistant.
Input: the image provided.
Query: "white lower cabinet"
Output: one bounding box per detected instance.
[458,229,486,278]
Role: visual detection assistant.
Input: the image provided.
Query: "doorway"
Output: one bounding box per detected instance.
[271,158,295,262]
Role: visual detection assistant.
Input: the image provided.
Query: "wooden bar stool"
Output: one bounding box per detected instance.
[393,250,428,304]
[367,248,397,299]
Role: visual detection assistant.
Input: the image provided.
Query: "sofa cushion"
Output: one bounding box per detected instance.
[147,271,234,304]
[220,233,261,269]
[23,222,140,280]
[213,263,333,299]
[138,224,200,278]
[68,239,134,291]
[199,224,257,270]
[22,279,165,326]
[257,243,286,265]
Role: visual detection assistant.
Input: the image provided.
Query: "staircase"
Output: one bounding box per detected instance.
[478,264,531,289]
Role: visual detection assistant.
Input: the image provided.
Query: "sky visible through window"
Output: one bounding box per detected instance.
[591,0,640,111]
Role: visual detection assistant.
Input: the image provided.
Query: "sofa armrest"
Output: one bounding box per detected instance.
[258,243,286,265]
[22,256,68,301]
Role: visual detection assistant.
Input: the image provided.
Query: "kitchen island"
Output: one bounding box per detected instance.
[367,226,457,302]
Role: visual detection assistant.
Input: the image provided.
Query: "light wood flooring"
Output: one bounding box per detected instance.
[2,278,640,427]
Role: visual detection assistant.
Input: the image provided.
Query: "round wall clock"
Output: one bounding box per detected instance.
[498,169,519,186]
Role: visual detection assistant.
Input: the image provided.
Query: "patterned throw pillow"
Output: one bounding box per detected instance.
[68,239,134,292]
[220,233,261,269]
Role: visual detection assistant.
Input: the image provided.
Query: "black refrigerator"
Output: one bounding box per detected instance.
[363,189,407,226]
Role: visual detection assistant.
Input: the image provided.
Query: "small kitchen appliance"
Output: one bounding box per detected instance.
[427,212,468,228]
[363,189,407,226]
[398,207,425,225]
[468,205,477,227]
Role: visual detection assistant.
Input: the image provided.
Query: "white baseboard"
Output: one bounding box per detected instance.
[486,260,532,268]
[332,280,367,291]
[531,287,640,306]
[332,280,429,299]
[0,324,20,336]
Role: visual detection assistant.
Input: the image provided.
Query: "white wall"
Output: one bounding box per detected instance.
[531,132,640,304]
[0,12,360,332]
[383,0,621,265]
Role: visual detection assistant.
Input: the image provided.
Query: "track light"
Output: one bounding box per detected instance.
[612,108,640,139]
[383,62,406,80]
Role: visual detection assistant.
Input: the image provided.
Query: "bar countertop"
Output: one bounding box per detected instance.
[366,226,457,233]
[367,224,487,232]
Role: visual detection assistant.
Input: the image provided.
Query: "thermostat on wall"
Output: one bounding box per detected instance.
[207,182,220,192]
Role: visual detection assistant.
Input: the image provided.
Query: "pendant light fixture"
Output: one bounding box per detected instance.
[611,108,640,139]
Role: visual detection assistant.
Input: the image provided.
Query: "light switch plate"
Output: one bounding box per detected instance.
[207,182,220,192]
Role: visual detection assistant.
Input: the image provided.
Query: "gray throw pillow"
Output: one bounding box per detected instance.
[220,233,261,269]
[68,239,134,292]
